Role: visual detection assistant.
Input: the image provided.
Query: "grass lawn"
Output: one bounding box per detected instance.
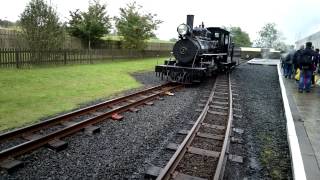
[101,35,174,43]
[0,58,165,131]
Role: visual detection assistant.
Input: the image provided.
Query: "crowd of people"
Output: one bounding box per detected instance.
[281,41,320,93]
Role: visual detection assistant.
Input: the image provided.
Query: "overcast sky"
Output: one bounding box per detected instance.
[1,0,320,45]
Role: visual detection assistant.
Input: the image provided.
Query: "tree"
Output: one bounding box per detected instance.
[67,0,111,49]
[228,27,251,47]
[20,0,64,50]
[274,42,295,52]
[0,19,16,28]
[274,41,288,52]
[254,23,281,48]
[114,2,162,50]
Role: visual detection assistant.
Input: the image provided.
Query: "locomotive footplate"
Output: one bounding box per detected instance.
[218,61,237,71]
[155,65,206,83]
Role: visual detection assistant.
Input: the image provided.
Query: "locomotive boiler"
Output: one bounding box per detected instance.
[155,15,237,83]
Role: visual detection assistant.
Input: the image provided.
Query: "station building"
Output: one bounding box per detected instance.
[240,47,281,59]
[295,31,320,49]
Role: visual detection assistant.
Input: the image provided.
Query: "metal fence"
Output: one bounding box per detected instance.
[0,48,171,68]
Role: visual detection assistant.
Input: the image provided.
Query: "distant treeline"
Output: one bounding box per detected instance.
[0,28,173,51]
[0,19,18,28]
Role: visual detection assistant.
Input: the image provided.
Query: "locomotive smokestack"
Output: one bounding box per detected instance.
[187,15,194,30]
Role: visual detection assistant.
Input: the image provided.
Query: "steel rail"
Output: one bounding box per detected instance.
[156,79,218,180]
[213,74,233,180]
[0,83,174,142]
[0,85,182,162]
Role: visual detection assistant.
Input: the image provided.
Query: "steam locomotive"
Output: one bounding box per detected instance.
[155,15,237,83]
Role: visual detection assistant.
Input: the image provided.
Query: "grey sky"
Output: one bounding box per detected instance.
[1,0,320,45]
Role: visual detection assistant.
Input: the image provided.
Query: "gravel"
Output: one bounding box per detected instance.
[224,64,292,179]
[0,71,212,179]
[177,154,217,179]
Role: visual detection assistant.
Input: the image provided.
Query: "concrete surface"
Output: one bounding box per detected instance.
[282,70,320,180]
[247,58,280,65]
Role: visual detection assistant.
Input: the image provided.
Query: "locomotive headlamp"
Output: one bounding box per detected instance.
[177,24,189,36]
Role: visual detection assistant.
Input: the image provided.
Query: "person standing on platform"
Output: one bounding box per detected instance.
[293,45,304,74]
[311,49,319,85]
[298,42,316,93]
[284,51,295,78]
[280,52,287,74]
[315,49,320,73]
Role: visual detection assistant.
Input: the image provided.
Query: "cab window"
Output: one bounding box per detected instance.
[225,35,229,44]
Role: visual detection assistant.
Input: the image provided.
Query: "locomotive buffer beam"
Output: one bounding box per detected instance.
[155,65,206,83]
[202,53,228,56]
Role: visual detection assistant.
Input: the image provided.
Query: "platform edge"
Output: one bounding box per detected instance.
[277,63,306,180]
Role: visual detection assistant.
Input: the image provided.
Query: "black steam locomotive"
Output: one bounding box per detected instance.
[155,15,237,83]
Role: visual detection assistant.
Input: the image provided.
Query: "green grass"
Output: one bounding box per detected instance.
[0,26,21,31]
[258,132,289,179]
[0,58,164,131]
[147,39,174,43]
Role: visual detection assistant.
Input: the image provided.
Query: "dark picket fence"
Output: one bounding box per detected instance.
[0,48,171,68]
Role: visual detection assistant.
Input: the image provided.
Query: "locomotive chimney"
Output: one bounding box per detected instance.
[186,15,194,30]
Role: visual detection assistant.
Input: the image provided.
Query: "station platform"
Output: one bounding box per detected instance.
[282,73,320,180]
[247,58,320,179]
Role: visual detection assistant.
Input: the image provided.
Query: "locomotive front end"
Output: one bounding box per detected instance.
[172,15,199,65]
[173,38,199,65]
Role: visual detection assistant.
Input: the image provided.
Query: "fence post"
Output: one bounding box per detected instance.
[64,50,67,65]
[89,49,92,64]
[111,48,114,61]
[15,48,20,68]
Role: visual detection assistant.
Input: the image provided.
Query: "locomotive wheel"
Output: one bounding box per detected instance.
[168,70,193,84]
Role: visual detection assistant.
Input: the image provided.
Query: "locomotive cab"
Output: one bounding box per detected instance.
[207,27,236,69]
[207,28,230,58]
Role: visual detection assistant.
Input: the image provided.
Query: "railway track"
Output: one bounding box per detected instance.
[153,74,240,180]
[0,83,182,171]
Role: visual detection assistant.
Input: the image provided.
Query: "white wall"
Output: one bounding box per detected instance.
[295,31,320,50]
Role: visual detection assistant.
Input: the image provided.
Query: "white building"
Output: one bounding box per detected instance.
[295,31,320,49]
